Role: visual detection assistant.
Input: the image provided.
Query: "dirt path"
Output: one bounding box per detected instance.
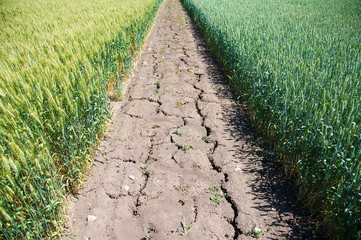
[64,0,318,239]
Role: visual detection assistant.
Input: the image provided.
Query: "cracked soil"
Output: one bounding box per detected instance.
[63,0,320,239]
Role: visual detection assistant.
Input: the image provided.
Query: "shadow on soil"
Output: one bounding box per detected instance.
[183,7,324,240]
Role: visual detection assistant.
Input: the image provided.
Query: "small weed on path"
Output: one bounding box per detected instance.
[205,186,224,204]
[174,128,182,136]
[202,135,210,143]
[153,80,160,86]
[142,168,149,176]
[252,226,264,238]
[152,124,161,128]
[158,58,164,67]
[181,144,193,151]
[176,99,189,107]
[210,194,223,204]
[180,217,192,236]
[175,185,189,192]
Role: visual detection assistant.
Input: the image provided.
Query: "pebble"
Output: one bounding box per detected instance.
[128,175,135,180]
[87,215,97,222]
[123,185,130,192]
[235,166,242,171]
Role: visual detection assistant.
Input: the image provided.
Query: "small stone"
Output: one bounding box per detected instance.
[123,185,130,192]
[254,226,262,233]
[128,175,135,180]
[235,166,242,171]
[87,215,97,222]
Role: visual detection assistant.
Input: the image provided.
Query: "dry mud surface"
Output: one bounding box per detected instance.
[63,0,319,239]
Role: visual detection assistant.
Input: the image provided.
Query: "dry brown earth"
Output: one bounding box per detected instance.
[63,0,319,239]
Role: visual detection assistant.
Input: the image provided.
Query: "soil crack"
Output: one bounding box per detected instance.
[221,186,243,238]
[64,0,319,239]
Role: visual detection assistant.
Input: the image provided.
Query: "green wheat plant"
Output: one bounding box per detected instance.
[182,0,361,238]
[0,0,163,238]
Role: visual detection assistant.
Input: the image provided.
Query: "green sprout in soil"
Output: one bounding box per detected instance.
[180,218,192,236]
[205,186,224,204]
[176,99,190,107]
[252,226,263,238]
[152,124,161,129]
[153,80,160,86]
[175,185,189,192]
[210,194,223,204]
[174,128,182,136]
[181,144,193,151]
[142,168,149,176]
[202,136,210,143]
[205,186,219,193]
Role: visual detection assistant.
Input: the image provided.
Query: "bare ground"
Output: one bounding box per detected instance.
[63,0,320,239]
